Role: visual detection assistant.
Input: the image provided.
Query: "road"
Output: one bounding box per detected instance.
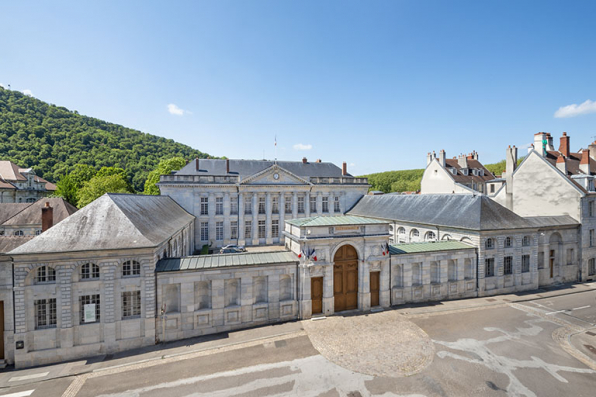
[1,286,595,397]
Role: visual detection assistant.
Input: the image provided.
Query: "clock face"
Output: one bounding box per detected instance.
[273,173,279,180]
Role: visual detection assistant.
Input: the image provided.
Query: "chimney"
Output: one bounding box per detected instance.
[302,157,307,164]
[195,158,199,172]
[505,145,518,210]
[546,133,554,151]
[556,154,567,175]
[588,141,596,161]
[427,152,433,166]
[438,150,446,167]
[559,132,570,158]
[580,150,591,174]
[342,162,347,176]
[226,159,230,174]
[316,159,322,163]
[41,201,53,232]
[534,132,548,156]
[457,153,468,169]
[473,150,479,160]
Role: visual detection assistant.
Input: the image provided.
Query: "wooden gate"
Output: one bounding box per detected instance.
[333,245,358,312]
[311,277,323,315]
[370,272,380,307]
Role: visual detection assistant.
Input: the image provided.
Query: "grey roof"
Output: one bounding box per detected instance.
[173,159,350,178]
[286,215,388,227]
[156,251,298,272]
[0,203,31,224]
[0,236,34,254]
[525,215,579,228]
[390,241,475,255]
[2,198,77,226]
[10,194,195,255]
[348,194,535,231]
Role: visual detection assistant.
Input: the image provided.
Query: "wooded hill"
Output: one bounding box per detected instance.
[0,87,211,191]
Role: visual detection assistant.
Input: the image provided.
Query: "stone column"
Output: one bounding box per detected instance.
[305,192,311,217]
[252,193,259,245]
[266,193,273,244]
[329,192,335,215]
[322,264,334,316]
[279,193,285,243]
[224,192,231,244]
[316,192,323,215]
[292,192,298,219]
[238,192,245,245]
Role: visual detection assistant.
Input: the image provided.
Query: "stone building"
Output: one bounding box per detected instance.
[158,158,369,250]
[0,197,77,238]
[0,161,56,203]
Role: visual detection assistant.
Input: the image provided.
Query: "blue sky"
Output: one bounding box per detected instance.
[1,1,595,175]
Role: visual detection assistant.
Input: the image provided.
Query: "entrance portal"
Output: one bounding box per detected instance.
[333,245,358,312]
[311,277,323,315]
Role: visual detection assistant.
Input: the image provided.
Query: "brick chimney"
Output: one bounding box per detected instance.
[342,162,347,176]
[559,132,570,157]
[302,157,307,164]
[195,158,199,172]
[556,154,567,175]
[226,159,230,174]
[41,201,53,232]
[580,150,591,174]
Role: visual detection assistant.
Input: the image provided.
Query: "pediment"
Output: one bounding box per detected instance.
[240,164,311,185]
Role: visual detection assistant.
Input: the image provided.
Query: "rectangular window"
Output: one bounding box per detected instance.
[310,196,317,213]
[485,258,495,277]
[35,298,57,329]
[245,220,252,239]
[258,220,266,239]
[334,196,340,212]
[245,197,252,215]
[272,197,278,214]
[490,184,495,193]
[567,248,574,265]
[200,222,209,241]
[80,294,100,324]
[522,255,530,273]
[215,197,223,215]
[272,220,279,237]
[504,256,513,275]
[231,221,238,240]
[200,197,208,216]
[230,199,238,215]
[298,196,305,214]
[322,197,329,213]
[122,291,141,319]
[285,196,292,214]
[591,229,594,247]
[538,252,544,269]
[589,258,596,276]
[590,201,594,217]
[216,221,223,240]
[258,196,266,214]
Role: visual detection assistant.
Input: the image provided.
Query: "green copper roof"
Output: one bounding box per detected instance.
[286,215,388,227]
[389,241,475,255]
[156,250,298,272]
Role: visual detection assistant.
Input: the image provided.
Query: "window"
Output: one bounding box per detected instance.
[35,230,41,236]
[245,196,252,215]
[200,222,209,241]
[258,220,266,239]
[200,197,208,215]
[334,196,340,212]
[79,294,100,324]
[591,229,595,247]
[253,276,268,304]
[490,184,495,193]
[215,197,223,215]
[448,260,457,281]
[431,262,440,283]
[589,258,596,276]
[310,196,317,213]
[522,236,531,247]
[322,197,329,213]
[35,298,57,329]
[505,237,512,248]
[567,248,574,265]
[393,265,403,288]
[504,256,513,275]
[412,229,419,237]
[14,230,24,236]
[485,258,495,277]
[216,221,223,240]
[425,231,436,241]
[230,199,238,215]
[0,231,3,236]
[485,238,494,250]
[398,227,406,235]
[35,266,56,284]
[522,255,530,273]
[122,291,141,319]
[285,196,292,214]
[590,201,595,217]
[297,196,305,214]
[272,220,279,238]
[245,220,252,239]
[538,252,544,269]
[258,196,266,214]
[231,221,238,240]
[122,260,141,277]
[81,263,100,280]
[412,263,421,285]
[272,197,278,214]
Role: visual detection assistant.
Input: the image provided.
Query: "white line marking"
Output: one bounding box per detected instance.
[9,372,49,382]
[571,305,590,311]
[0,390,35,397]
[546,310,566,315]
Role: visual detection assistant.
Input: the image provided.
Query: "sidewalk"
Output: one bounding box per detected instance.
[0,281,594,389]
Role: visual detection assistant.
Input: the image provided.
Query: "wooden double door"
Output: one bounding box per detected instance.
[333,245,359,312]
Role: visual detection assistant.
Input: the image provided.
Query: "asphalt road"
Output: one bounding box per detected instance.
[2,288,596,397]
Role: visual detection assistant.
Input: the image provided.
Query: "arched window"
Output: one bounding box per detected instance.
[425,231,436,241]
[505,237,513,248]
[14,230,24,236]
[465,259,474,280]
[412,263,421,285]
[397,227,406,235]
[410,229,420,242]
[81,263,100,280]
[522,236,531,247]
[442,234,452,241]
[122,260,141,277]
[35,266,56,284]
[485,238,494,250]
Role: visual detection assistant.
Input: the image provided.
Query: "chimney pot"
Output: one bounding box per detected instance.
[302,157,307,164]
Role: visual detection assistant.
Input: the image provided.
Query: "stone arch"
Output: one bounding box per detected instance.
[331,241,363,263]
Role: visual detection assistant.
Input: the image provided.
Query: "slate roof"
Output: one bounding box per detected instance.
[156,251,298,272]
[525,215,579,228]
[0,203,31,224]
[445,158,496,185]
[0,236,34,254]
[390,241,475,255]
[544,151,596,176]
[173,159,351,178]
[347,194,536,231]
[2,198,77,226]
[286,215,388,227]
[9,194,195,255]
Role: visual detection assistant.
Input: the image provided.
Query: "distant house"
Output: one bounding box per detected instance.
[0,161,57,203]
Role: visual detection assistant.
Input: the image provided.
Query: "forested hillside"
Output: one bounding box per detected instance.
[0,87,211,191]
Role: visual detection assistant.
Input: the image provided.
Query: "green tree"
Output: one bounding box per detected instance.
[77,174,132,208]
[54,174,78,205]
[96,166,134,192]
[144,157,187,195]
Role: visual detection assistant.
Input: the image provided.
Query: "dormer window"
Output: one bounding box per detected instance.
[451,168,457,175]
[462,169,469,176]
[479,169,484,176]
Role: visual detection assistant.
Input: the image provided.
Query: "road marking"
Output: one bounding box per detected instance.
[546,310,566,315]
[9,372,49,382]
[0,390,35,397]
[571,305,591,311]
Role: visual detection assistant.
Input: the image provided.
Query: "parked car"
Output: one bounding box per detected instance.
[219,244,246,254]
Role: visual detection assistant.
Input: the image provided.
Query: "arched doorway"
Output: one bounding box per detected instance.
[333,245,358,312]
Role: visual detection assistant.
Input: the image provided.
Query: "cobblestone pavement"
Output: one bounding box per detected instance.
[302,310,434,377]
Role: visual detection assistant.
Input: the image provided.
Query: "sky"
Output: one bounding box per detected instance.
[1,0,595,175]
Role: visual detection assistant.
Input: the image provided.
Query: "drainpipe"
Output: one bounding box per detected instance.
[296,260,301,320]
[475,248,480,292]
